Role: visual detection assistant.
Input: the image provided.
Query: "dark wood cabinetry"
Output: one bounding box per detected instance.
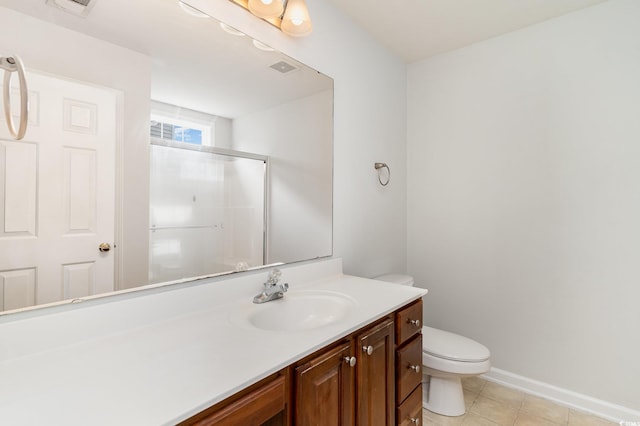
[294,342,355,426]
[292,318,396,426]
[179,372,288,426]
[355,319,395,426]
[182,299,424,426]
[396,335,423,405]
[394,299,424,426]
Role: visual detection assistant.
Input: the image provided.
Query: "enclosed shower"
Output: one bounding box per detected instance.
[149,140,267,284]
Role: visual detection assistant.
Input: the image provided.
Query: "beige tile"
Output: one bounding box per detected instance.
[423,408,466,426]
[520,394,569,424]
[463,376,487,394]
[515,410,563,426]
[425,380,615,426]
[464,387,480,409]
[469,395,519,425]
[480,381,526,408]
[461,412,501,426]
[568,409,618,425]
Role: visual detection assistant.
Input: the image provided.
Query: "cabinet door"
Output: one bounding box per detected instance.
[294,342,355,426]
[356,319,395,426]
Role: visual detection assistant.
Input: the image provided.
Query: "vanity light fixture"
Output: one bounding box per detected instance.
[248,0,284,20]
[230,0,312,37]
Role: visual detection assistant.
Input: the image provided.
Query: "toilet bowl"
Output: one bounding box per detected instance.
[375,274,491,417]
[421,325,490,416]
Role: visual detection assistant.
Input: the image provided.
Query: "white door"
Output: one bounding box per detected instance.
[0,71,117,311]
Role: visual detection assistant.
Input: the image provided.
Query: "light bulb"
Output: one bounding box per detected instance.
[281,0,312,37]
[248,0,283,19]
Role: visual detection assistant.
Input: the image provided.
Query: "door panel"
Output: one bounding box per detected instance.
[0,268,36,311]
[1,142,37,235]
[0,71,117,311]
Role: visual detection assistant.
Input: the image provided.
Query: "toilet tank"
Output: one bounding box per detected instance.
[374,274,415,287]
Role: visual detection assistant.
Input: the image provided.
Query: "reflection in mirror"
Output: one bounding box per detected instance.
[0,0,333,314]
[149,141,267,283]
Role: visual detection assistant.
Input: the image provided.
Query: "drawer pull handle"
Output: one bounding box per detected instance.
[409,364,421,373]
[362,345,373,356]
[409,319,421,327]
[410,418,420,424]
[344,356,357,367]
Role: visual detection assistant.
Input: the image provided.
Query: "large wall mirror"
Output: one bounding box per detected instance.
[0,0,333,314]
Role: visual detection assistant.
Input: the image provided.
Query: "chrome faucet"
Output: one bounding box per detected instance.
[253,269,289,304]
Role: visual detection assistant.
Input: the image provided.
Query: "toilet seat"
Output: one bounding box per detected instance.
[422,326,490,362]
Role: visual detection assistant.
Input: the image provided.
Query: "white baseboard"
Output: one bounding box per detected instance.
[482,368,640,423]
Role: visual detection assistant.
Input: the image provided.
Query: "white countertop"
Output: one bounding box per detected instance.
[0,259,427,425]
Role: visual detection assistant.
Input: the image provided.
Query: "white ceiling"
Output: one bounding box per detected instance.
[325,0,609,63]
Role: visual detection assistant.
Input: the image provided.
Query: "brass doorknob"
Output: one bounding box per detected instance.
[98,243,111,252]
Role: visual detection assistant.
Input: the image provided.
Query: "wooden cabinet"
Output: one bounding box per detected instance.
[182,299,423,426]
[294,318,397,426]
[395,299,424,426]
[397,387,422,426]
[396,335,422,405]
[179,372,288,426]
[294,342,355,426]
[396,299,423,345]
[355,319,395,426]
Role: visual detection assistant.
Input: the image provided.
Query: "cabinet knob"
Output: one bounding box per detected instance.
[410,418,420,424]
[409,364,421,373]
[409,319,421,327]
[362,345,373,356]
[344,356,356,367]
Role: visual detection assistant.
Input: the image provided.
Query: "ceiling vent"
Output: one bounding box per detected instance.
[45,0,96,17]
[269,61,299,74]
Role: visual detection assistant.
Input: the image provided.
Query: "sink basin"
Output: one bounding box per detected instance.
[232,290,357,332]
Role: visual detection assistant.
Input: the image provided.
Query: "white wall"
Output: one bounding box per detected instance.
[187,0,408,278]
[407,0,640,412]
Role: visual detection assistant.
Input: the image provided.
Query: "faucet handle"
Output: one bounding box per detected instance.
[266,269,282,286]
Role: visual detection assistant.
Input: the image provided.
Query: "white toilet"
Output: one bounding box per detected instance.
[375,274,491,417]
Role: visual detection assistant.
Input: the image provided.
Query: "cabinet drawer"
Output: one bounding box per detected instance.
[396,334,423,404]
[182,375,286,426]
[396,385,422,426]
[396,299,422,345]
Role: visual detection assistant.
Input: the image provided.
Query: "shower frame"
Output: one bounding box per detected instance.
[150,137,270,273]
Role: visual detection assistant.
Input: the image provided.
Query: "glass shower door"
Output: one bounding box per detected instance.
[149,142,266,284]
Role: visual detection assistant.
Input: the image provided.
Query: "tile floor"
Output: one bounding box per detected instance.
[422,377,618,426]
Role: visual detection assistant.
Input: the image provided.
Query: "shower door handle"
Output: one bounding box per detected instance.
[1,55,28,140]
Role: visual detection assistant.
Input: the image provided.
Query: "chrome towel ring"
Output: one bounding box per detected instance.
[374,162,390,186]
[1,55,29,140]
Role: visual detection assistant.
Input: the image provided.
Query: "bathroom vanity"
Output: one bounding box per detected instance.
[0,259,427,425]
[182,299,423,425]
